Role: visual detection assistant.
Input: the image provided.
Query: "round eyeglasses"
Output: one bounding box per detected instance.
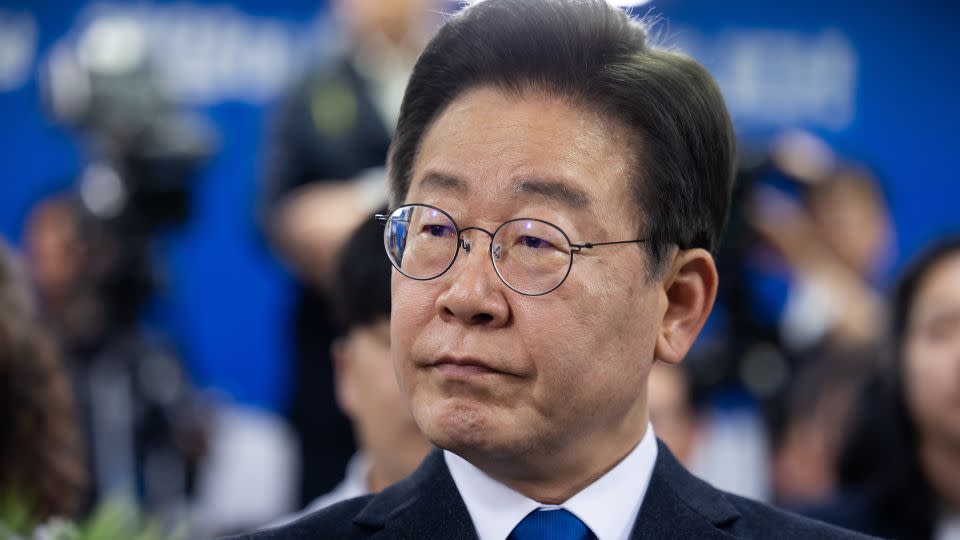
[376,204,648,296]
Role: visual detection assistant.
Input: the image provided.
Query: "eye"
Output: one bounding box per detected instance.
[518,235,554,249]
[422,224,455,237]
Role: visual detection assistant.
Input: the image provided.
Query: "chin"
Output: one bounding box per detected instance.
[415,395,517,456]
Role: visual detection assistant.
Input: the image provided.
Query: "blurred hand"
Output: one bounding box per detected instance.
[747,185,887,346]
[271,172,387,290]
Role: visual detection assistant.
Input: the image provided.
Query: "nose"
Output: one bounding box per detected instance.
[435,229,510,327]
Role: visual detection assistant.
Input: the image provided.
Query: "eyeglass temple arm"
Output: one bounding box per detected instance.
[570,239,648,252]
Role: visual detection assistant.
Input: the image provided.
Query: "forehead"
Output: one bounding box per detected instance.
[407,86,639,227]
[913,255,960,314]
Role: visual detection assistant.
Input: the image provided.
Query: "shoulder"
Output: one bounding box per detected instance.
[220,495,375,540]
[220,450,467,540]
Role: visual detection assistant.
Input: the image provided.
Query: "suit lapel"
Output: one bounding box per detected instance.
[353,449,479,540]
[629,441,740,539]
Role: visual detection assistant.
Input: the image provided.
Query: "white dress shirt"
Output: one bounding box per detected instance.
[444,424,658,540]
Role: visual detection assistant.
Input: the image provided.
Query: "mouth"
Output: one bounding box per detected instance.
[424,355,511,379]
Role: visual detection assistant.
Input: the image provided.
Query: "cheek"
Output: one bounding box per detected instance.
[577,263,659,354]
[391,277,435,340]
[516,268,656,406]
[391,278,438,377]
[904,344,949,421]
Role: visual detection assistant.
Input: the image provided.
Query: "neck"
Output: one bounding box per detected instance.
[366,459,405,493]
[469,409,649,504]
[920,436,960,513]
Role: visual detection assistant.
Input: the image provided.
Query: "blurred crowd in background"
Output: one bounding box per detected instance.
[1,0,958,538]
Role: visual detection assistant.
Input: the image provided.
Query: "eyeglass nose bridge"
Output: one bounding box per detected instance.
[457,226,496,255]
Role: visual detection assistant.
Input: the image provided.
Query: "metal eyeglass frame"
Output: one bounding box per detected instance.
[375,203,648,296]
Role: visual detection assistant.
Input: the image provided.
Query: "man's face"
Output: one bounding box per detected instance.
[391,86,670,468]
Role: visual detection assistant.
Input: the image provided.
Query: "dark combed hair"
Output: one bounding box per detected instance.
[0,241,86,522]
[388,0,736,272]
[331,209,393,332]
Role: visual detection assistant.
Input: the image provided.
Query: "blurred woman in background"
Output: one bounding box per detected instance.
[813,236,960,539]
[0,240,86,529]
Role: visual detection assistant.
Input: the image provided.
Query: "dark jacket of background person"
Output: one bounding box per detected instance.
[806,237,960,540]
[810,375,938,540]
[0,240,86,526]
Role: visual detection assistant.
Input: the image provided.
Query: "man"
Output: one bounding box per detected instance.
[234,0,872,538]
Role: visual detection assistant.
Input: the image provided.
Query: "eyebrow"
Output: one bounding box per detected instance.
[515,178,590,210]
[417,171,591,210]
[419,171,468,194]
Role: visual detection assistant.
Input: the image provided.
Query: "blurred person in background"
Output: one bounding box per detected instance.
[647,362,700,466]
[271,211,431,528]
[810,237,960,540]
[679,138,895,504]
[22,192,208,519]
[747,135,894,354]
[260,0,440,505]
[24,197,93,350]
[767,346,875,510]
[712,140,894,510]
[21,16,217,521]
[0,239,86,532]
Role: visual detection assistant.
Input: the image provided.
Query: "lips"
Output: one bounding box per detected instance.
[424,355,511,378]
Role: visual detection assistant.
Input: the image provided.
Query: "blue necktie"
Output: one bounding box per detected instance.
[508,508,598,540]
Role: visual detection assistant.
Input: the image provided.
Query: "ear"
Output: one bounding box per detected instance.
[331,336,357,418]
[654,248,718,366]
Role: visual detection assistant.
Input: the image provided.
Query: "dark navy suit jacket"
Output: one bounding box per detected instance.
[227,441,875,539]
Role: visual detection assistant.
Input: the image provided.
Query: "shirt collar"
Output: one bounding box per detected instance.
[444,424,658,540]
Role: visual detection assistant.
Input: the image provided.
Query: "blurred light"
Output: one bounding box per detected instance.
[0,10,37,91]
[462,0,652,7]
[45,43,91,122]
[77,16,146,75]
[80,163,127,219]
